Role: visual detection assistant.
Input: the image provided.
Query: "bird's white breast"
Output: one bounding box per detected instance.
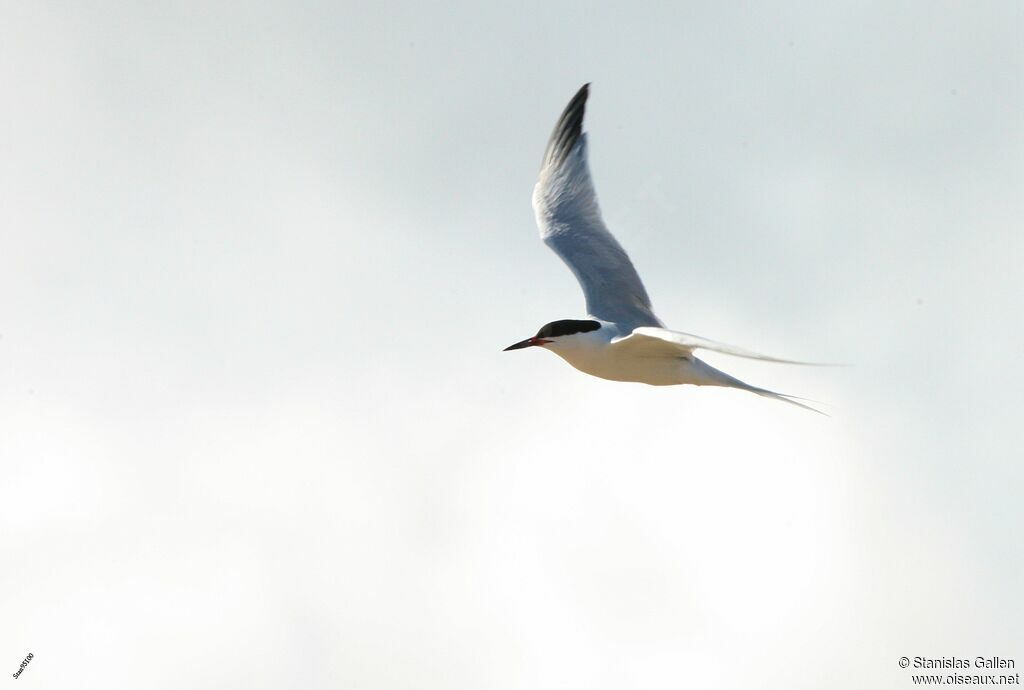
[545,329,688,386]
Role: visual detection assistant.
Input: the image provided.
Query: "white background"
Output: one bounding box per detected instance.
[2,2,1021,688]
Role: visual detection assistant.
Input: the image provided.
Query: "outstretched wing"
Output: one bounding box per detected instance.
[532,84,662,333]
[612,327,822,365]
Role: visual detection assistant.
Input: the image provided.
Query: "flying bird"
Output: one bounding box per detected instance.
[505,83,821,412]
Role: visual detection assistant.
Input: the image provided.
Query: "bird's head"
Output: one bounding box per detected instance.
[503,319,603,352]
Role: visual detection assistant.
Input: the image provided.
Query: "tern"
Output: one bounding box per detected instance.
[504,83,821,412]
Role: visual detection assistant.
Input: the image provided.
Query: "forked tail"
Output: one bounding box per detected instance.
[689,357,827,415]
[737,385,826,415]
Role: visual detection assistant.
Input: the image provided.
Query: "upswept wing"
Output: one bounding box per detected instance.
[532,84,662,333]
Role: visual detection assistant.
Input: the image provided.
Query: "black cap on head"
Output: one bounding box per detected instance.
[536,319,601,338]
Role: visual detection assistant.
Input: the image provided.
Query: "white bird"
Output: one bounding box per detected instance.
[504,83,821,413]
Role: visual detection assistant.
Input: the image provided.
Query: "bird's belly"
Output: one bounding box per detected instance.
[556,350,687,386]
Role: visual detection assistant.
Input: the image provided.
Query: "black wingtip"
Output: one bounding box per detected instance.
[542,83,591,168]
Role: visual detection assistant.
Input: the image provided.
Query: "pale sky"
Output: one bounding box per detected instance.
[2,2,1022,689]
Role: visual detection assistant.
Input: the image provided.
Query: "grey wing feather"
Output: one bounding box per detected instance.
[532,84,663,332]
